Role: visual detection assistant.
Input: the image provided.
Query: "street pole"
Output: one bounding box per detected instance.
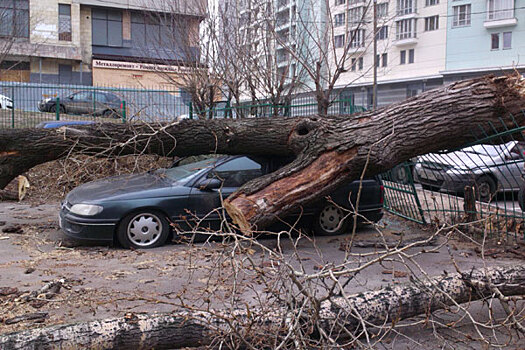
[373,0,377,110]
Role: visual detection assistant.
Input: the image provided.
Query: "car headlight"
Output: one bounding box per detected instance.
[69,204,103,216]
[446,168,471,175]
[42,98,51,103]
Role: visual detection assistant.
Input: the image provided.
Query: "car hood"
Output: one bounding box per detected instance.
[66,172,175,204]
[418,151,502,170]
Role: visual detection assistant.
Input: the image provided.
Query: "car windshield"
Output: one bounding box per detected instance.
[463,144,509,157]
[160,158,222,181]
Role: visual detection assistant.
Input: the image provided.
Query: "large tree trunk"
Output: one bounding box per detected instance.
[1,75,525,231]
[2,265,524,349]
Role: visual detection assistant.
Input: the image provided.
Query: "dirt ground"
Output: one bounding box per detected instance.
[1,200,525,348]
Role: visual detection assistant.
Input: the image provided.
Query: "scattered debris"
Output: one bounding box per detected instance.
[2,224,23,234]
[4,312,48,325]
[24,268,35,274]
[382,270,409,278]
[0,287,19,296]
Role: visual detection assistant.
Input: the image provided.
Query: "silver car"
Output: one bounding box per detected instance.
[413,141,525,201]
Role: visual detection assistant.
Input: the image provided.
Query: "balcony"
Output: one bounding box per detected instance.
[393,37,418,46]
[484,8,517,28]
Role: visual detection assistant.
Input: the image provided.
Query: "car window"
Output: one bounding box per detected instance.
[105,93,120,102]
[209,157,263,187]
[71,92,92,101]
[95,92,108,103]
[162,158,221,182]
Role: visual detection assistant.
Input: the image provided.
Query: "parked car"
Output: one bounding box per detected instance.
[59,155,384,249]
[413,141,525,201]
[38,91,123,118]
[36,120,96,128]
[0,93,13,110]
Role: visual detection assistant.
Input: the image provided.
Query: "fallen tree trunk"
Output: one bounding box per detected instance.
[2,265,524,349]
[1,75,525,230]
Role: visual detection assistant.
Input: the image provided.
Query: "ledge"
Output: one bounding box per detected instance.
[484,18,518,29]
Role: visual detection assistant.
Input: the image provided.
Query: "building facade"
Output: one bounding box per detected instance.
[444,0,525,83]
[331,0,447,108]
[0,0,205,87]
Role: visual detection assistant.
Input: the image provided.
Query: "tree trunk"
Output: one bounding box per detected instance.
[2,265,524,349]
[1,75,525,231]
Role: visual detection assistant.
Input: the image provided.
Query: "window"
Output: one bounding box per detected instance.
[503,31,512,49]
[71,92,93,101]
[375,54,380,67]
[59,4,72,41]
[397,0,416,15]
[348,6,364,27]
[335,0,345,5]
[334,34,345,48]
[491,33,499,49]
[407,83,423,97]
[408,48,414,63]
[424,16,439,31]
[334,13,345,27]
[358,57,363,70]
[92,8,123,46]
[381,53,387,67]
[376,26,388,40]
[131,12,176,48]
[425,0,438,6]
[376,3,388,18]
[452,5,471,27]
[0,0,29,38]
[351,58,356,71]
[487,0,514,21]
[349,29,365,48]
[396,19,416,40]
[211,157,263,187]
[400,50,406,64]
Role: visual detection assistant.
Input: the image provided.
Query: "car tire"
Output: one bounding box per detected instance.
[50,104,65,114]
[103,109,116,118]
[391,164,410,184]
[314,203,349,236]
[475,175,496,202]
[518,184,525,212]
[117,210,170,249]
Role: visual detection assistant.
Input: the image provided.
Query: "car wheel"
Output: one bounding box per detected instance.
[103,109,116,118]
[117,210,170,249]
[314,203,349,236]
[50,104,65,114]
[391,164,410,184]
[518,184,525,212]
[475,176,496,202]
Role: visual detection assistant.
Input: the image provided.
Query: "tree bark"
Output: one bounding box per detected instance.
[2,265,524,349]
[1,75,525,231]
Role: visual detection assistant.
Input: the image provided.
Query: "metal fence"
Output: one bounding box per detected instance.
[381,112,525,240]
[0,82,366,128]
[0,82,190,128]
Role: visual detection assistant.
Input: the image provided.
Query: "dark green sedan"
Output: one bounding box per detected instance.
[59,155,384,249]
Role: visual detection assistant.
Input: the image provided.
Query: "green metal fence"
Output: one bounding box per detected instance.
[0,82,189,128]
[381,112,525,239]
[0,82,366,128]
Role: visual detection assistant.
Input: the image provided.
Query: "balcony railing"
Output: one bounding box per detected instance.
[487,8,514,21]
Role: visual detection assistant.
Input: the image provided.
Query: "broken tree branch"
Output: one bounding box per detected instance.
[1,265,524,349]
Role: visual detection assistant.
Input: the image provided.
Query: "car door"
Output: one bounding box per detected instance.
[187,156,265,229]
[94,92,109,115]
[68,92,93,115]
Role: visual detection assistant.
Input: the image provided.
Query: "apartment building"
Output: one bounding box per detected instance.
[444,0,525,83]
[330,0,447,108]
[0,0,205,87]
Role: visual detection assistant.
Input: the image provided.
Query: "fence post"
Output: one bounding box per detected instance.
[56,97,60,121]
[11,86,15,128]
[121,100,126,123]
[189,102,193,120]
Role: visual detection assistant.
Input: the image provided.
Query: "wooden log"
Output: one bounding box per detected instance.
[1,265,525,349]
[1,75,525,230]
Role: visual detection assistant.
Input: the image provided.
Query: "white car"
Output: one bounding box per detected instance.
[0,94,13,109]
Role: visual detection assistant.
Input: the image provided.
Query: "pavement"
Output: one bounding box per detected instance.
[0,201,524,348]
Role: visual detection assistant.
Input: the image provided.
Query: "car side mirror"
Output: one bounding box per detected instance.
[196,178,222,191]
